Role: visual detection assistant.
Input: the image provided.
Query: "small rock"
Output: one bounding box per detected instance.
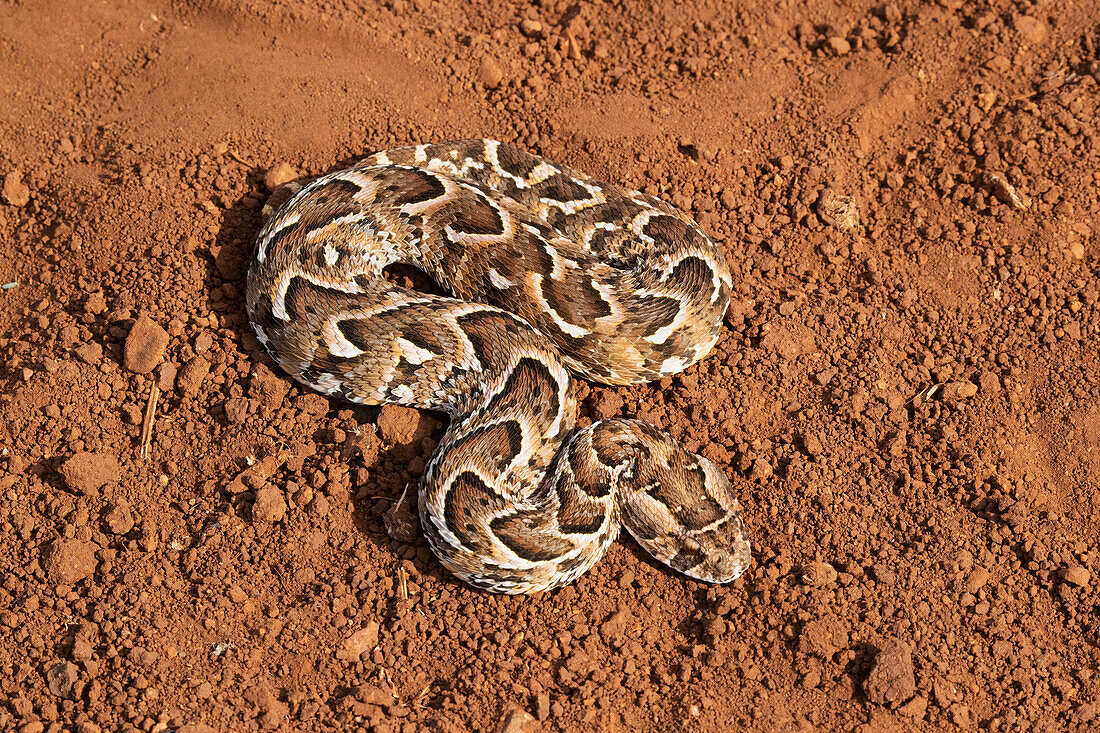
[1062,565,1090,587]
[535,692,550,720]
[249,363,290,409]
[599,609,632,646]
[378,404,421,444]
[343,621,380,659]
[801,561,837,587]
[800,615,849,658]
[495,705,535,733]
[826,36,851,55]
[74,342,102,364]
[244,684,288,729]
[102,500,135,535]
[2,171,30,206]
[60,451,121,495]
[479,56,504,88]
[263,162,298,190]
[978,371,1000,394]
[865,639,916,706]
[177,356,211,397]
[252,486,287,523]
[898,695,928,718]
[176,725,217,733]
[1013,15,1048,45]
[157,361,177,392]
[941,381,978,400]
[983,171,1031,210]
[519,19,543,37]
[124,315,169,373]
[294,393,330,416]
[224,397,253,423]
[44,539,98,584]
[750,457,772,480]
[964,567,990,594]
[816,189,859,229]
[46,661,80,699]
[800,431,824,456]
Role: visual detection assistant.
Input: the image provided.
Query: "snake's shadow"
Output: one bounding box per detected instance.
[204,164,457,593]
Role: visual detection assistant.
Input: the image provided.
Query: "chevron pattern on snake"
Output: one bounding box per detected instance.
[246,139,751,593]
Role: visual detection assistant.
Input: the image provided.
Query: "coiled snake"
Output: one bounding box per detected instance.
[246,139,751,593]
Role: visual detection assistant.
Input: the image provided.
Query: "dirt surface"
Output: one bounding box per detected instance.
[2,0,1100,730]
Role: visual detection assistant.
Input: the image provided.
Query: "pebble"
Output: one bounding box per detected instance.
[263,162,298,190]
[865,638,916,706]
[494,705,535,733]
[74,342,102,364]
[44,539,98,584]
[46,660,79,699]
[177,356,211,397]
[343,620,380,659]
[60,451,121,495]
[826,37,851,56]
[519,19,543,37]
[479,56,504,88]
[801,561,837,587]
[751,457,772,480]
[816,189,859,229]
[941,381,978,400]
[252,486,287,523]
[1061,565,1090,588]
[978,370,1000,394]
[964,567,990,594]
[249,363,290,408]
[800,615,849,658]
[124,315,170,373]
[1013,15,1048,45]
[2,170,30,206]
[102,500,135,535]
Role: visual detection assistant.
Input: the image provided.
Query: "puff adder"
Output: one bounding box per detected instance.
[246,139,751,594]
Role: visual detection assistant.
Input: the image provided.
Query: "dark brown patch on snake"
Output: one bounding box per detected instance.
[641,212,693,245]
[444,420,524,475]
[383,167,447,206]
[490,510,574,562]
[634,295,681,334]
[443,470,508,555]
[540,271,613,327]
[402,328,445,357]
[567,445,611,499]
[556,479,608,535]
[481,356,561,425]
[535,174,595,205]
[448,197,505,235]
[294,180,364,233]
[493,143,538,180]
[644,460,727,531]
[456,310,534,371]
[664,256,716,296]
[260,220,301,259]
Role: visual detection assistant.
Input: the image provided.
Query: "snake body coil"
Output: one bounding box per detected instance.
[246,139,750,593]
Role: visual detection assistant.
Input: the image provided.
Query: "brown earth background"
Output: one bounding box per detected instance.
[2,0,1100,731]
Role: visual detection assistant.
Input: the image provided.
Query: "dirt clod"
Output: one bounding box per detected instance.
[2,171,30,206]
[43,539,98,585]
[865,639,917,707]
[263,162,298,190]
[59,452,121,495]
[123,315,169,373]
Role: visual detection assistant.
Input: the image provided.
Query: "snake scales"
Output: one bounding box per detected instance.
[246,139,751,594]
